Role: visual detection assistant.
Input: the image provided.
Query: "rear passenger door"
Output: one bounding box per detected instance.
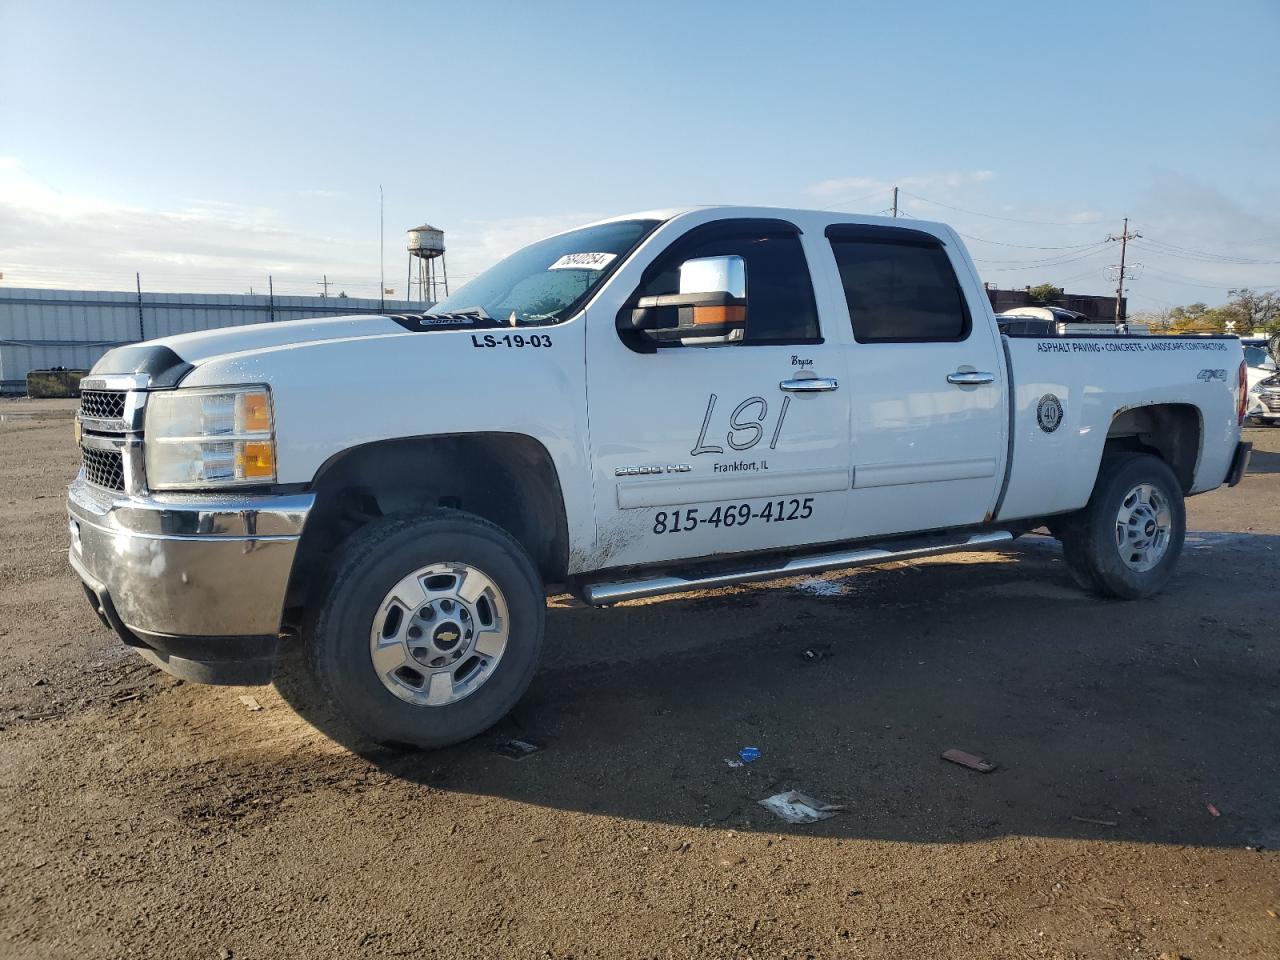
[823,224,1007,538]
[583,217,851,570]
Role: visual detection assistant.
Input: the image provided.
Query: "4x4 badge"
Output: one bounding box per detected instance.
[1037,394,1064,433]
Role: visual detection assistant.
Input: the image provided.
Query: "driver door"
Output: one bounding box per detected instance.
[581,217,851,572]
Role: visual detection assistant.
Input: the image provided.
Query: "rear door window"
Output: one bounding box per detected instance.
[826,225,970,343]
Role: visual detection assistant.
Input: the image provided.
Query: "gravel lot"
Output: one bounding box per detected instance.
[1,397,1277,959]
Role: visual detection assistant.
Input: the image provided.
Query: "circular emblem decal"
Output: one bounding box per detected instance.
[1037,394,1063,433]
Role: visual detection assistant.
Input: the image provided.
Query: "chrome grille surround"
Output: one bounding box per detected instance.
[77,376,148,434]
[77,375,150,495]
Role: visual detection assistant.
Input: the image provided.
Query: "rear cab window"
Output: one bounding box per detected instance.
[825,224,971,343]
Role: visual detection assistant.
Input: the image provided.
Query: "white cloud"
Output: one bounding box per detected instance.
[5,157,1275,308]
[1067,210,1105,225]
[0,156,366,295]
[807,170,994,201]
[0,156,611,299]
[445,212,604,284]
[0,155,122,219]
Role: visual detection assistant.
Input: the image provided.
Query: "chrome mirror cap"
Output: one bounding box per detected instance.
[679,255,746,298]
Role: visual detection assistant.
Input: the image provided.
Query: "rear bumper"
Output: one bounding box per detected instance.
[67,476,314,684]
[1225,441,1252,488]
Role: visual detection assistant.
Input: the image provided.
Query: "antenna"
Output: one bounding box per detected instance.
[379,185,385,310]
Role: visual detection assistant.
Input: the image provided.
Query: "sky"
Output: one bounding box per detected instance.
[1,0,1278,314]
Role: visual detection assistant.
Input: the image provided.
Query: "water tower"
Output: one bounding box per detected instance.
[406,223,448,303]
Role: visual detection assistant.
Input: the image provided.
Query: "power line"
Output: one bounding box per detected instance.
[952,230,1103,250]
[1138,264,1280,290]
[896,189,1103,227]
[1054,266,1110,285]
[1129,291,1178,309]
[893,208,1112,269]
[972,244,1112,269]
[1133,237,1280,265]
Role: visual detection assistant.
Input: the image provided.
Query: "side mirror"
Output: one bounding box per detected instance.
[620,255,747,345]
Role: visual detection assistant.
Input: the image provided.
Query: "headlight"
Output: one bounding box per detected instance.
[144,386,276,489]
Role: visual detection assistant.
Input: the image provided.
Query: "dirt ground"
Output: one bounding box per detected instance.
[0,396,1277,960]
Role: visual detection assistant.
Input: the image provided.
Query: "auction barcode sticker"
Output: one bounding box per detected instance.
[548,252,617,271]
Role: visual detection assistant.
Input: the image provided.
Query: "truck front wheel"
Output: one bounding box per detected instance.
[307,510,545,749]
[1059,453,1186,600]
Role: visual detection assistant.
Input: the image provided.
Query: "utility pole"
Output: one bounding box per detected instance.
[891,186,899,218]
[317,274,331,298]
[1106,217,1141,325]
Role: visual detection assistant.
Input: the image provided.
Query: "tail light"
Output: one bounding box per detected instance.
[1238,359,1247,426]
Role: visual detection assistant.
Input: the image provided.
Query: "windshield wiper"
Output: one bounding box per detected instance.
[420,306,493,321]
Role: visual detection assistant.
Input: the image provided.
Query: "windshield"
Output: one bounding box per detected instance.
[425,218,661,325]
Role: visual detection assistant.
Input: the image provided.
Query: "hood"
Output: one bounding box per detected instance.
[89,312,493,384]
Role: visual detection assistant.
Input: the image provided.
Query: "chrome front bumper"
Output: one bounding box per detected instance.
[67,476,314,684]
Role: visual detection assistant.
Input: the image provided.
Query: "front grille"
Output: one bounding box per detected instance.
[82,446,125,491]
[1261,392,1280,413]
[80,390,127,422]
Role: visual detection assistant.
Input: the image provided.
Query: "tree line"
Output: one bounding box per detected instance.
[1135,288,1280,335]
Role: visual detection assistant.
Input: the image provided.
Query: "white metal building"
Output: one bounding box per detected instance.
[0,287,424,393]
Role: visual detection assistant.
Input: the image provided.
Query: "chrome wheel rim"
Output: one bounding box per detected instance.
[1115,483,1172,573]
[368,562,509,707]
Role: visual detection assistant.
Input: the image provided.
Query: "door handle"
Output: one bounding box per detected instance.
[946,371,995,386]
[780,377,839,392]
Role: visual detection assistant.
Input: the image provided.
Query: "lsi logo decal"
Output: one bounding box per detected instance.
[691,393,792,456]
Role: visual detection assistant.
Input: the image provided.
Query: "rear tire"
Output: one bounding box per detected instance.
[1058,453,1186,600]
[307,509,545,750]
[1060,530,1102,592]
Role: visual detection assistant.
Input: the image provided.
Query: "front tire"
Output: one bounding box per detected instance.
[1058,453,1186,600]
[307,510,545,750]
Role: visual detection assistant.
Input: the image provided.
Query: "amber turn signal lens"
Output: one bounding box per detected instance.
[237,441,275,479]
[691,304,747,326]
[240,391,272,433]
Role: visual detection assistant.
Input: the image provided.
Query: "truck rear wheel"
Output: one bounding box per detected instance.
[307,509,545,749]
[1059,453,1186,599]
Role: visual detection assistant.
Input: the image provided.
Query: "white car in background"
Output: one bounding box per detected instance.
[1243,338,1279,425]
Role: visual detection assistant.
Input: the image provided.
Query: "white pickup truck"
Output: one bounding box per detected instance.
[68,206,1253,748]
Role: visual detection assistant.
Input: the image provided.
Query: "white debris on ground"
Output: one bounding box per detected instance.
[796,577,846,597]
[758,790,845,824]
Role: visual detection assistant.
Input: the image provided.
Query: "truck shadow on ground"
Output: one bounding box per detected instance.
[1243,445,1280,474]
[276,531,1280,851]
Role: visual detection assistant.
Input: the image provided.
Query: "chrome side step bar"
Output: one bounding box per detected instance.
[581,531,1015,606]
